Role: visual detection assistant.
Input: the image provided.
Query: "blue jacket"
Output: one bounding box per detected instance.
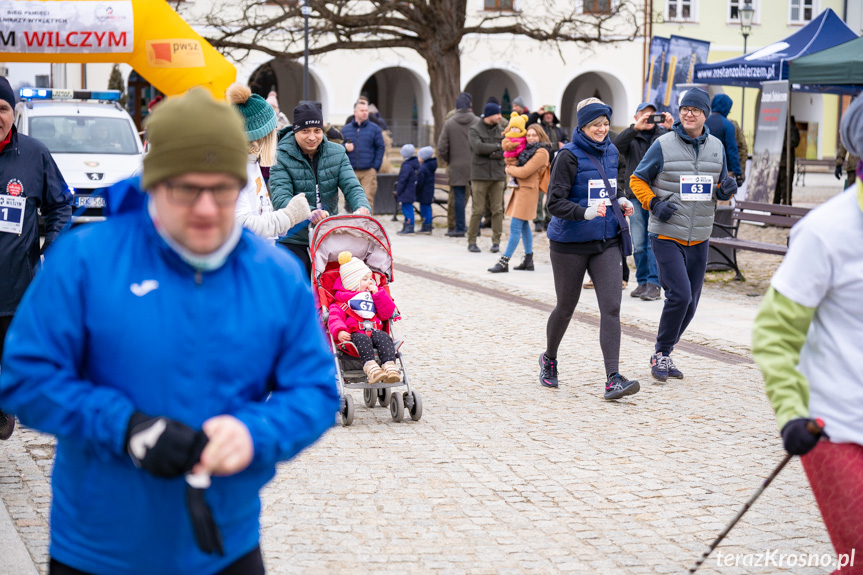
[0,190,339,574]
[416,157,437,204]
[705,95,741,176]
[340,120,385,171]
[0,127,72,315]
[396,156,420,203]
[547,129,620,244]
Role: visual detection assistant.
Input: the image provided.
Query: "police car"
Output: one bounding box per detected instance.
[14,88,144,224]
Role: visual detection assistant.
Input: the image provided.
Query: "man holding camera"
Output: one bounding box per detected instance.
[629,88,737,383]
[613,103,672,301]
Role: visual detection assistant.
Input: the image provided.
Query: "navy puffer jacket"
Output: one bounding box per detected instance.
[396,156,420,203]
[340,120,385,172]
[416,157,437,204]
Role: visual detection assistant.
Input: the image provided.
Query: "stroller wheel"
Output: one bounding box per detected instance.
[389,392,404,423]
[363,388,376,408]
[341,394,354,427]
[408,391,423,422]
[377,388,392,408]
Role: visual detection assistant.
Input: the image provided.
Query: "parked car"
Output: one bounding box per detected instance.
[15,88,144,225]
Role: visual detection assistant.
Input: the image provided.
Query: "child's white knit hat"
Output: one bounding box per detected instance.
[338,251,371,291]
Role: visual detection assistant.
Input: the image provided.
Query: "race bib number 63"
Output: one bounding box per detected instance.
[680,175,713,202]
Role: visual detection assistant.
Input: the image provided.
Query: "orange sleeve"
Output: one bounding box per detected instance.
[629,175,656,211]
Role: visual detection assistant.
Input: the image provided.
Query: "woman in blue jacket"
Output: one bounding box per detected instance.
[538,98,640,401]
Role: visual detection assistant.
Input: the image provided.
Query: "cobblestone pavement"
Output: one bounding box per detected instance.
[0,186,841,573]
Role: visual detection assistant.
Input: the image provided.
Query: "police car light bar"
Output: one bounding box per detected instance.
[19,88,121,102]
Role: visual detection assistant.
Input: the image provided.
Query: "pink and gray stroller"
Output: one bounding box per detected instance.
[310,214,422,426]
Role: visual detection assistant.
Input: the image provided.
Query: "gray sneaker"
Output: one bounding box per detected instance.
[640,284,661,301]
[630,284,648,298]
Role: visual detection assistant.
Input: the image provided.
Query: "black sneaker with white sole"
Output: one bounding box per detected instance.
[538,353,558,388]
[604,373,640,400]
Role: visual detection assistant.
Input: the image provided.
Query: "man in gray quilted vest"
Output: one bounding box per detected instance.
[629,88,737,383]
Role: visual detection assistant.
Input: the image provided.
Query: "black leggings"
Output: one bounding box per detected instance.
[351,330,396,364]
[545,247,623,376]
[50,545,265,575]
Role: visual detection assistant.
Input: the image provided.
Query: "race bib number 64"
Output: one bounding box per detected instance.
[0,195,26,234]
[680,175,713,202]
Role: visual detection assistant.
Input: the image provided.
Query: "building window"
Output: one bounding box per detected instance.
[484,0,513,10]
[728,0,759,23]
[789,0,814,23]
[667,0,695,22]
[583,0,611,14]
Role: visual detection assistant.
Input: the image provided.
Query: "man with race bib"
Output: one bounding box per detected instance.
[629,88,737,383]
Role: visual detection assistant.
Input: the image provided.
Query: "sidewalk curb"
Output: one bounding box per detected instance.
[0,491,40,575]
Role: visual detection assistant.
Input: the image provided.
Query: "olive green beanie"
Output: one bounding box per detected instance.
[142,88,248,190]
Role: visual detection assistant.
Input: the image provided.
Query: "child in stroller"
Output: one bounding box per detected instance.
[327,251,402,385]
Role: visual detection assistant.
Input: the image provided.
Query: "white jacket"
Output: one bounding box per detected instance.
[235,155,311,242]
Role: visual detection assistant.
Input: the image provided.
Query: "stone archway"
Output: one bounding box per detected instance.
[248,59,327,122]
[464,69,532,117]
[560,72,628,134]
[357,67,431,146]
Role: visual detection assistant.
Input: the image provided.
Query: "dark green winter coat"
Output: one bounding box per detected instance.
[270,127,370,247]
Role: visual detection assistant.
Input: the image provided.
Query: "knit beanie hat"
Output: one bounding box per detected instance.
[679,88,711,116]
[400,144,416,159]
[0,76,15,108]
[338,251,371,291]
[418,146,434,161]
[513,96,526,109]
[226,83,277,142]
[143,88,248,190]
[483,101,501,118]
[455,92,472,110]
[577,102,613,129]
[293,101,323,132]
[840,95,863,159]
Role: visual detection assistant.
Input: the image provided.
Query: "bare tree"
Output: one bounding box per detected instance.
[198,0,640,138]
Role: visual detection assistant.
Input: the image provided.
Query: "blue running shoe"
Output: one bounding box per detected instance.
[650,353,668,382]
[539,353,558,388]
[604,373,640,400]
[666,356,684,379]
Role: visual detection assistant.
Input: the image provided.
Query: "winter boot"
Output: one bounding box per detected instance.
[419,223,433,234]
[382,361,402,383]
[363,361,386,384]
[397,222,415,235]
[488,255,509,273]
[513,253,534,271]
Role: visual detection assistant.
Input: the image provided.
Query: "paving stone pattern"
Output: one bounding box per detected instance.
[0,261,835,575]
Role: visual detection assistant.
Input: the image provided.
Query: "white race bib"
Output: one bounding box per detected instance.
[348,292,377,319]
[680,175,714,201]
[588,179,615,206]
[0,195,26,234]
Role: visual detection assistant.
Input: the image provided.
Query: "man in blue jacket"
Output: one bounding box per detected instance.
[0,88,339,574]
[705,94,742,186]
[341,99,385,209]
[0,76,71,440]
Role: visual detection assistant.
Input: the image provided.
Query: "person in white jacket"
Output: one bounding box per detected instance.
[227,83,311,242]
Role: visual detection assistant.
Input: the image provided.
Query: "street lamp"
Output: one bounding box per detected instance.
[302,0,311,101]
[739,1,755,132]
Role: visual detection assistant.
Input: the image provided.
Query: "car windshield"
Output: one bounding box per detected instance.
[29,116,139,155]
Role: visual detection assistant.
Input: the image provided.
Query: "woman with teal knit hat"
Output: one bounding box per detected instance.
[227,83,311,244]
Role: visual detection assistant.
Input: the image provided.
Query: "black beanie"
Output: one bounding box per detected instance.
[455,92,472,110]
[293,101,323,132]
[0,76,15,109]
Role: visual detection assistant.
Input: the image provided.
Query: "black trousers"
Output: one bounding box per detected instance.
[50,546,265,575]
[1,315,12,416]
[351,329,396,364]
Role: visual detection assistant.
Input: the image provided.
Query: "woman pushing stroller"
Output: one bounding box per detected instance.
[328,251,402,384]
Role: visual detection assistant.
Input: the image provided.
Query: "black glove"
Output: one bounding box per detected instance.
[125,413,208,478]
[835,165,844,180]
[735,173,745,187]
[187,480,224,555]
[649,198,678,222]
[717,176,737,201]
[781,418,826,456]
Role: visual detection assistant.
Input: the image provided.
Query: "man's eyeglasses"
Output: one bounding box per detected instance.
[163,181,242,207]
[680,107,703,118]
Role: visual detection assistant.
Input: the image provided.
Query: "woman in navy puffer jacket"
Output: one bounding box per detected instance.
[538,98,640,401]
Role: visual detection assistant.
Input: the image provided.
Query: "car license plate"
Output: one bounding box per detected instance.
[75,196,106,208]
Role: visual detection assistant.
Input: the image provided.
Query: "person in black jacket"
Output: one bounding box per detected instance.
[0,76,72,439]
[613,103,672,301]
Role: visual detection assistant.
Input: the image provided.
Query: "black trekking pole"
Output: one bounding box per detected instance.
[688,418,824,574]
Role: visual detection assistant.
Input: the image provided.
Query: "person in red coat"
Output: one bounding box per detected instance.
[328,251,401,384]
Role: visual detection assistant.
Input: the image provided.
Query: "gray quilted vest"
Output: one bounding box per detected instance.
[648,130,724,243]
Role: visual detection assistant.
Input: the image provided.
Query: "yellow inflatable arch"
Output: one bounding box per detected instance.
[0,0,235,98]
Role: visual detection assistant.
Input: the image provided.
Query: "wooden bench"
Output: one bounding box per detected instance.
[709,200,810,281]
[430,172,449,219]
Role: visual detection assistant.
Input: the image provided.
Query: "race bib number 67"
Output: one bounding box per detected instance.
[0,195,26,234]
[680,175,713,201]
